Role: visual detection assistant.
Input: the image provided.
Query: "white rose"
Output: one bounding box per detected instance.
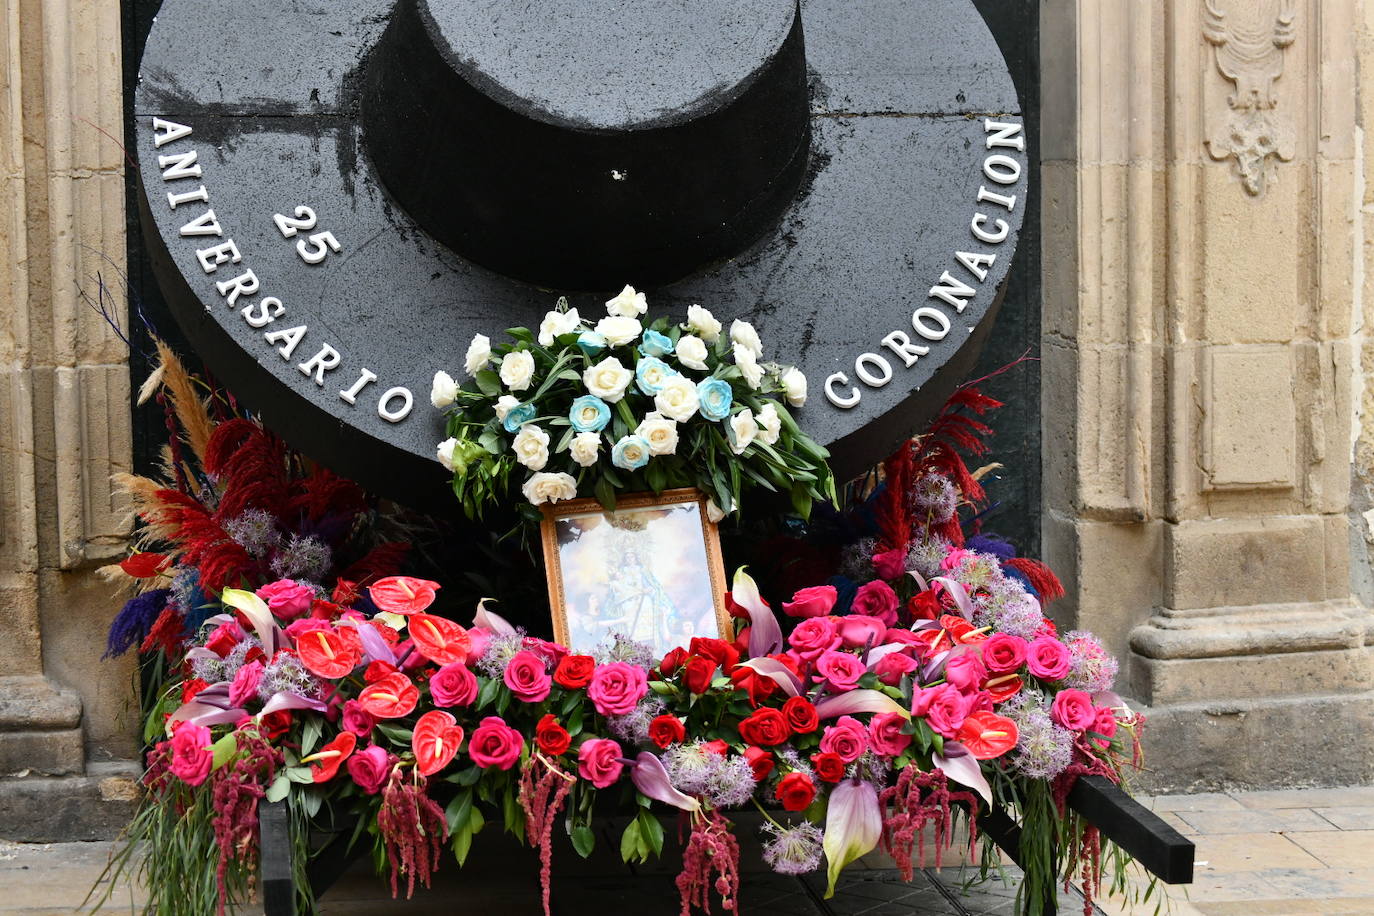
[728,408,758,455]
[729,319,762,357]
[686,304,721,343]
[635,412,679,456]
[583,356,634,403]
[676,334,709,371]
[654,374,700,421]
[512,424,550,470]
[757,402,781,446]
[595,315,642,347]
[569,431,602,467]
[430,370,459,408]
[733,343,764,390]
[780,366,808,407]
[465,334,492,377]
[500,350,536,392]
[538,307,582,346]
[605,284,648,318]
[522,472,578,506]
[494,395,519,422]
[436,437,459,471]
[706,498,727,523]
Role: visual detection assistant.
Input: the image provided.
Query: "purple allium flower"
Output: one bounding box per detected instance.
[1008,704,1073,779]
[761,822,824,875]
[662,741,756,807]
[270,534,331,581]
[911,472,958,523]
[476,629,527,679]
[105,588,171,658]
[608,697,666,746]
[990,592,1044,640]
[257,651,323,701]
[704,754,757,809]
[224,508,282,557]
[839,537,881,581]
[1063,630,1119,693]
[594,632,656,669]
[905,536,952,580]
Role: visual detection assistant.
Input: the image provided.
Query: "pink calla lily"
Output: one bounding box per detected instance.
[732,567,782,658]
[932,751,992,804]
[930,577,973,620]
[628,752,700,812]
[735,657,802,697]
[823,778,882,898]
[169,700,247,728]
[815,689,909,721]
[259,691,328,716]
[473,598,517,636]
[341,619,397,666]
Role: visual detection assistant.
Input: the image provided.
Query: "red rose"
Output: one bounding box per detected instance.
[363,660,399,683]
[689,637,739,671]
[873,652,919,687]
[908,589,941,620]
[310,599,345,620]
[810,751,845,783]
[683,656,717,694]
[647,714,686,749]
[553,654,596,689]
[203,623,242,658]
[535,714,571,757]
[258,710,292,740]
[180,678,209,704]
[738,708,790,746]
[702,740,729,756]
[743,746,774,781]
[774,772,817,812]
[781,696,819,734]
[729,665,777,706]
[658,647,688,677]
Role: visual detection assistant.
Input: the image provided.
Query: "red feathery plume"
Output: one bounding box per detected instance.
[204,419,291,521]
[1004,557,1065,603]
[340,542,410,586]
[874,442,916,553]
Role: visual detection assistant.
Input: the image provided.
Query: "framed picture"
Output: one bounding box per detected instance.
[540,488,730,658]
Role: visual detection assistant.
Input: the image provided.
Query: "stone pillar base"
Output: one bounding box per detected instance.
[0,676,85,777]
[0,761,142,842]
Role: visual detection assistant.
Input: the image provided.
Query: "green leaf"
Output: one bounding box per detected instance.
[476,676,500,709]
[285,765,315,784]
[300,717,323,757]
[446,789,474,834]
[475,370,501,397]
[619,819,643,863]
[209,732,238,771]
[376,723,413,745]
[594,476,617,511]
[571,824,596,858]
[567,704,585,737]
[452,824,475,866]
[637,810,664,858]
[478,428,503,455]
[265,773,291,803]
[300,786,324,819]
[450,764,483,787]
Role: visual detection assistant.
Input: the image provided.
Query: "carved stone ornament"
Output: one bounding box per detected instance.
[1202,0,1296,196]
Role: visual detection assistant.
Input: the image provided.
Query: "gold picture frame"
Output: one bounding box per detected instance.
[540,487,730,657]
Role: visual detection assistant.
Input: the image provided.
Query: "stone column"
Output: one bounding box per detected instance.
[1044,0,1368,791]
[0,0,136,821]
[1041,0,1372,791]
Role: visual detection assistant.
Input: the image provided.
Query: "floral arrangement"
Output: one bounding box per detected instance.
[430,285,835,520]
[98,358,1148,916]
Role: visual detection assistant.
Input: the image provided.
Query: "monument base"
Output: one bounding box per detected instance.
[0,761,142,842]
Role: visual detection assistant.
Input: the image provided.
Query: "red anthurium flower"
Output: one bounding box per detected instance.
[367,576,440,614]
[413,710,464,777]
[305,731,357,783]
[298,628,362,679]
[364,660,399,683]
[956,711,1019,760]
[358,671,419,719]
[985,672,1024,703]
[120,552,171,577]
[408,614,471,666]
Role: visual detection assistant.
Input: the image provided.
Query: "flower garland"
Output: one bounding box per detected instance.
[431,285,835,519]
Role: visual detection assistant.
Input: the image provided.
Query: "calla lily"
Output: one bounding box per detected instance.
[628,752,700,812]
[221,588,285,654]
[932,751,991,804]
[731,568,782,658]
[341,619,397,666]
[930,577,973,620]
[169,699,247,728]
[815,689,909,721]
[473,598,517,636]
[735,657,801,697]
[259,691,328,716]
[864,643,908,666]
[823,778,882,898]
[906,569,930,592]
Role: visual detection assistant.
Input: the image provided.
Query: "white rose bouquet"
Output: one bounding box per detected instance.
[432,286,835,520]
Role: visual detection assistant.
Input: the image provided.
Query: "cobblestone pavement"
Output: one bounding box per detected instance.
[5,786,1373,915]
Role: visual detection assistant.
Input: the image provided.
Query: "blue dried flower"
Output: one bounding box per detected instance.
[105,588,171,658]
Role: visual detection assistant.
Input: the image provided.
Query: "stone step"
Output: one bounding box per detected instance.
[0,761,141,842]
[1135,647,1374,705]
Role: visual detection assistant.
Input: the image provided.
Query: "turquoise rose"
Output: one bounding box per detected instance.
[569,395,611,433]
[577,331,608,357]
[611,434,652,471]
[635,356,677,395]
[697,378,733,422]
[502,402,537,433]
[638,329,675,358]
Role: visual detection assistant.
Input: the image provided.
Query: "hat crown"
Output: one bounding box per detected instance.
[361,0,811,290]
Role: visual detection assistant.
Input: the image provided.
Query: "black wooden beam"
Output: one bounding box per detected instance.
[1067,775,1194,884]
[259,799,296,916]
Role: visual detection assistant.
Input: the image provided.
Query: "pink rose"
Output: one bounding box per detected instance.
[341,699,376,737]
[867,711,912,757]
[587,663,647,716]
[981,633,1028,674]
[788,617,840,661]
[285,618,331,642]
[873,651,919,686]
[577,738,625,789]
[429,661,478,707]
[819,716,869,763]
[814,650,866,692]
[465,627,493,666]
[256,579,315,621]
[1050,689,1098,731]
[468,716,525,770]
[1091,706,1119,748]
[503,650,552,703]
[883,628,927,650]
[347,744,394,794]
[782,585,838,618]
[966,691,994,714]
[522,637,569,667]
[944,651,987,693]
[836,615,887,650]
[228,660,264,708]
[912,684,970,739]
[1027,636,1072,681]
[850,581,899,626]
[940,549,972,571]
[872,547,906,580]
[169,722,213,786]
